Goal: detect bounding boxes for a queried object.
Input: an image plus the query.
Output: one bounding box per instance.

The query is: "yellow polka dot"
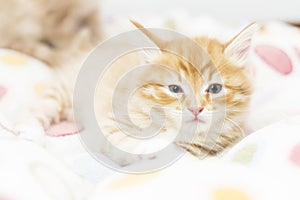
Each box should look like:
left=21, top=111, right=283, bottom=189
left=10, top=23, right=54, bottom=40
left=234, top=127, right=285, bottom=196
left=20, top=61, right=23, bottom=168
left=107, top=173, right=158, bottom=190
left=0, top=53, right=29, bottom=66
left=212, top=187, right=251, bottom=200
left=34, top=82, right=50, bottom=96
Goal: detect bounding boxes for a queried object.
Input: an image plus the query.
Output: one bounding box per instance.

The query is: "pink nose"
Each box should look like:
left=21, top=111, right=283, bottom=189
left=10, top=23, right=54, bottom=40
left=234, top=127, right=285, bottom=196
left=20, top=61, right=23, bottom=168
left=188, top=107, right=204, bottom=116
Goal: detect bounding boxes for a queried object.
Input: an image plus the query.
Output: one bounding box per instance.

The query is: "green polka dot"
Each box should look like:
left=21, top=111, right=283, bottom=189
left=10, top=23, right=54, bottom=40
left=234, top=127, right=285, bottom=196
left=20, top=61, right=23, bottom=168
left=165, top=19, right=176, bottom=30
left=232, top=144, right=258, bottom=164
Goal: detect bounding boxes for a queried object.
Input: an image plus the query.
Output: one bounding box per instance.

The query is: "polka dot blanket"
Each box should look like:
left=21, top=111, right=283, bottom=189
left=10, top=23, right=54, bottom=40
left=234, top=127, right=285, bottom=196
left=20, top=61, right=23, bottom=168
left=0, top=19, right=300, bottom=199
left=90, top=117, right=300, bottom=200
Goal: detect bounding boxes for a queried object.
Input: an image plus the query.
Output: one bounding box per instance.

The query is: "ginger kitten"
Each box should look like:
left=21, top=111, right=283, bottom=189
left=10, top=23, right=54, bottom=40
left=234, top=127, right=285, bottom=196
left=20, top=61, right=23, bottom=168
left=95, top=22, right=257, bottom=165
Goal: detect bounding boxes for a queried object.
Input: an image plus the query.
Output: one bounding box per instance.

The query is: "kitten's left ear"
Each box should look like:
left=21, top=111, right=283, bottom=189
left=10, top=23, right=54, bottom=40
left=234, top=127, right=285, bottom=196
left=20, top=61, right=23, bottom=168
left=224, top=23, right=259, bottom=66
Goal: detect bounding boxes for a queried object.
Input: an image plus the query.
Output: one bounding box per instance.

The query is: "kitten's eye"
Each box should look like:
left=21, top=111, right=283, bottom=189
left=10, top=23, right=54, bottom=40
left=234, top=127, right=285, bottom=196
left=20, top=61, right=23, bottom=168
left=206, top=83, right=222, bottom=94
left=168, top=85, right=183, bottom=93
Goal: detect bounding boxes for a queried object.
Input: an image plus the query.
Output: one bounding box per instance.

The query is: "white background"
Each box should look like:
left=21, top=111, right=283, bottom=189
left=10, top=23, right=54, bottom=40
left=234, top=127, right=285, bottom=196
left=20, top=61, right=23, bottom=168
left=102, top=0, right=300, bottom=22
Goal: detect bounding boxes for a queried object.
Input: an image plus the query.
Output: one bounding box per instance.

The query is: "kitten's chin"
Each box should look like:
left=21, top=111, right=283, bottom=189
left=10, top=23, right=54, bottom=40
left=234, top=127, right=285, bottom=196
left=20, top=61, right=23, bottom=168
left=179, top=117, right=211, bottom=133
left=186, top=118, right=205, bottom=124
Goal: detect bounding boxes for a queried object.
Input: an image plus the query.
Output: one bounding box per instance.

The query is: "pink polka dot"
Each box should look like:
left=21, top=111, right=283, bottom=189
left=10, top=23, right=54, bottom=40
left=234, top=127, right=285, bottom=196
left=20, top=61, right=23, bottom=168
left=289, top=142, right=300, bottom=167
left=255, top=45, right=293, bottom=75
left=46, top=121, right=82, bottom=137
left=0, top=86, right=7, bottom=101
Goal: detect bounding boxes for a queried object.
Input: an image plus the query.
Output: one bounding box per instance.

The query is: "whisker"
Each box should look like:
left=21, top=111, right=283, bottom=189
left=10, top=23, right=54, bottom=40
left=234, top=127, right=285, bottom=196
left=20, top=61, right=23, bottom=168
left=226, top=109, right=246, bottom=112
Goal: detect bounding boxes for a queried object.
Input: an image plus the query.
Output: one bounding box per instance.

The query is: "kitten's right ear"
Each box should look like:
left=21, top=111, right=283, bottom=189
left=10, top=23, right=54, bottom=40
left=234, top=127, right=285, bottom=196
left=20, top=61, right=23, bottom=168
left=130, top=20, right=165, bottom=62
left=130, top=20, right=166, bottom=48
left=224, top=22, right=259, bottom=66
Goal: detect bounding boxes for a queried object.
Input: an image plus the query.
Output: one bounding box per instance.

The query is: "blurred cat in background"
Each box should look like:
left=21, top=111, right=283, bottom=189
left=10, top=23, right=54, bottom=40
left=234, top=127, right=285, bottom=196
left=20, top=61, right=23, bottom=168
left=0, top=0, right=102, bottom=66
left=0, top=0, right=102, bottom=139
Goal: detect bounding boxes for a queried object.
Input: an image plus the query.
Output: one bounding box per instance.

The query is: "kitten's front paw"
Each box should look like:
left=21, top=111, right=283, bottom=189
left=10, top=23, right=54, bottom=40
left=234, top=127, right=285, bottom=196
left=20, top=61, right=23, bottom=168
left=133, top=139, right=171, bottom=161
left=101, top=136, right=173, bottom=166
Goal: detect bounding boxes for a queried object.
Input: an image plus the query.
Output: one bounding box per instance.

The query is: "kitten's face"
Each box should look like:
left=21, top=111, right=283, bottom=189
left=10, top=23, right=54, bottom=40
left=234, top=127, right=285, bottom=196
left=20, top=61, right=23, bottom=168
left=125, top=22, right=257, bottom=155
left=131, top=45, right=249, bottom=133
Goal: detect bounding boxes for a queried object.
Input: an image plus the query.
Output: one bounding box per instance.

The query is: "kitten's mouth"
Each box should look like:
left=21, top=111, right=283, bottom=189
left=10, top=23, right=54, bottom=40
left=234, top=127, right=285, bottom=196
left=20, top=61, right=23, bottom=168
left=187, top=118, right=205, bottom=123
